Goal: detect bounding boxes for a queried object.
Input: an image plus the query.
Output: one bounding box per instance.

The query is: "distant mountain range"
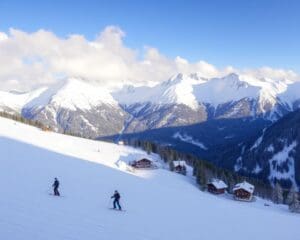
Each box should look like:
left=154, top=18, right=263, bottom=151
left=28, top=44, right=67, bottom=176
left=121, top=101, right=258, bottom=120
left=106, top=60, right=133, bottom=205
left=1, top=72, right=300, bottom=136
left=1, top=72, right=300, bottom=188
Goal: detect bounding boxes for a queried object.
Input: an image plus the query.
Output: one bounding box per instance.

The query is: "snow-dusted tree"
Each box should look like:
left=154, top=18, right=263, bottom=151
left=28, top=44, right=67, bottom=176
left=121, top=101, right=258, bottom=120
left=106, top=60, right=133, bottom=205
left=286, top=187, right=297, bottom=205
left=196, top=161, right=207, bottom=190
left=289, top=191, right=300, bottom=213
left=169, top=161, right=175, bottom=171
left=272, top=182, right=283, bottom=204
left=226, top=174, right=235, bottom=194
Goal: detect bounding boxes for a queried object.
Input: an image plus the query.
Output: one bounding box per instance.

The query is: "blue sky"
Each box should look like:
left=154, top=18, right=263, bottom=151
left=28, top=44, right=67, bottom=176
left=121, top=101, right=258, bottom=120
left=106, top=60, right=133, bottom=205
left=0, top=0, right=299, bottom=72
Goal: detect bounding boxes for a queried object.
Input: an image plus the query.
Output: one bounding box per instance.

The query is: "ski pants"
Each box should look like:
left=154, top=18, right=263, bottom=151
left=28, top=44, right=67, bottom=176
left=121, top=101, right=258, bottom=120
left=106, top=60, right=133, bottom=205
left=113, top=199, right=121, bottom=210
left=54, top=187, right=60, bottom=196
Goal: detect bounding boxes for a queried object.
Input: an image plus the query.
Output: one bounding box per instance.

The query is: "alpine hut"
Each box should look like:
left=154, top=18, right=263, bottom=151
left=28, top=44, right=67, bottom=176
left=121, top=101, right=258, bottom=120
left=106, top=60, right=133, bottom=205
left=130, top=158, right=156, bottom=169
left=207, top=179, right=228, bottom=194
left=172, top=160, right=187, bottom=175
left=233, top=181, right=255, bottom=201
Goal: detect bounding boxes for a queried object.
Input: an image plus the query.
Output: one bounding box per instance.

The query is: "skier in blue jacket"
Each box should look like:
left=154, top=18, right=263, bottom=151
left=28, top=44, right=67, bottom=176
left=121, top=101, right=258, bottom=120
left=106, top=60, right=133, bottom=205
left=111, top=190, right=121, bottom=210
left=52, top=178, right=60, bottom=196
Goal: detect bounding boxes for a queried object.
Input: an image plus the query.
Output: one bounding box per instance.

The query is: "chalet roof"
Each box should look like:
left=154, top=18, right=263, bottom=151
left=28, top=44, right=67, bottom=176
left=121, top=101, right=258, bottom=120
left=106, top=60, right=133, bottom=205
left=208, top=179, right=228, bottom=189
left=173, top=160, right=187, bottom=167
left=136, top=157, right=152, bottom=162
left=233, top=181, right=254, bottom=194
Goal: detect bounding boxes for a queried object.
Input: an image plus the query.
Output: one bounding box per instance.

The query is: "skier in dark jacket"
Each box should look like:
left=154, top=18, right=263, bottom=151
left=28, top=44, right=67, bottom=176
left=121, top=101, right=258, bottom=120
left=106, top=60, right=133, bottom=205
left=111, top=190, right=121, bottom=210
left=52, top=178, right=60, bottom=196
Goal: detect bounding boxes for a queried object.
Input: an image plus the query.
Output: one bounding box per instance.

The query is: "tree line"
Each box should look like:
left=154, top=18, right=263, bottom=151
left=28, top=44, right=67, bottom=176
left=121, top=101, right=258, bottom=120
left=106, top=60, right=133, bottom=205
left=0, top=111, right=52, bottom=131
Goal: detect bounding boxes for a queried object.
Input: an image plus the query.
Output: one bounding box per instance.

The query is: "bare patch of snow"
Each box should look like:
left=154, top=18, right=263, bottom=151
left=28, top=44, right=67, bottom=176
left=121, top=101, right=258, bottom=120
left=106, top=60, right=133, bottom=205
left=252, top=164, right=262, bottom=174
left=234, top=156, right=243, bottom=171
left=224, top=135, right=235, bottom=139
left=173, top=132, right=208, bottom=150
left=266, top=144, right=274, bottom=152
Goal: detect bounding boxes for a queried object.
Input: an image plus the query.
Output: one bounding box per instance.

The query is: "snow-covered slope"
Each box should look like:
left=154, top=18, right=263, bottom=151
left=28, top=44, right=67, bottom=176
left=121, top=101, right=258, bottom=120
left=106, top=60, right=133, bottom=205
left=25, top=78, right=118, bottom=111
left=193, top=73, right=261, bottom=106
left=279, top=81, right=300, bottom=109
left=0, top=117, right=299, bottom=240
left=0, top=88, right=46, bottom=113
left=113, top=73, right=206, bottom=110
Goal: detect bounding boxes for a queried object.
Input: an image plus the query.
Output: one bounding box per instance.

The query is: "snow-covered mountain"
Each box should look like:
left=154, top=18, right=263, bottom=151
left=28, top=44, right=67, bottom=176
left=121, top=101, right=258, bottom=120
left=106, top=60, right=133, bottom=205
left=218, top=109, right=300, bottom=189
left=20, top=78, right=129, bottom=138
left=0, top=116, right=299, bottom=240
left=0, top=88, right=46, bottom=113
left=0, top=72, right=299, bottom=154
left=109, top=73, right=298, bottom=138
left=113, top=72, right=292, bottom=119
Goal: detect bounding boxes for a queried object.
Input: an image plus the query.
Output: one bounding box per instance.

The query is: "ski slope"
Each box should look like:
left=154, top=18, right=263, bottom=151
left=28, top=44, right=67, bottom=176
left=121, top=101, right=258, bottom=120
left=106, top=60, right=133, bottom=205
left=0, top=117, right=299, bottom=240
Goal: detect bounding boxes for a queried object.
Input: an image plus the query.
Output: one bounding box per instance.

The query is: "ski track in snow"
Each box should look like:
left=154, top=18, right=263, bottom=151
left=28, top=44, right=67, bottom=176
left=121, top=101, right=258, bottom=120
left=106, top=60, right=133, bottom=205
left=0, top=117, right=299, bottom=240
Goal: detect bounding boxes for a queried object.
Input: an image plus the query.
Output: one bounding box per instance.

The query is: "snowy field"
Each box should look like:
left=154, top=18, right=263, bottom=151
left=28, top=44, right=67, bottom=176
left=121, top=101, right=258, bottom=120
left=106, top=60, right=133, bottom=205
left=0, top=117, right=299, bottom=240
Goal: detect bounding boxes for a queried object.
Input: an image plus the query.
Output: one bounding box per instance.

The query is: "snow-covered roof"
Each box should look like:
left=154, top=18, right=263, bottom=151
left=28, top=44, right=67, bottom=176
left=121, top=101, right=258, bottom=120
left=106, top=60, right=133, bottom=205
left=137, top=156, right=154, bottom=161
left=233, top=181, right=255, bottom=194
left=173, top=160, right=187, bottom=167
left=208, top=179, right=228, bottom=189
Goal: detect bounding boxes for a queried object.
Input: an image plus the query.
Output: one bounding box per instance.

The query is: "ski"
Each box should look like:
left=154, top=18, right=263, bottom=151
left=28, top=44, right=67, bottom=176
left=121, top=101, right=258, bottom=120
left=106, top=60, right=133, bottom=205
left=108, top=208, right=126, bottom=212
left=48, top=193, right=65, bottom=197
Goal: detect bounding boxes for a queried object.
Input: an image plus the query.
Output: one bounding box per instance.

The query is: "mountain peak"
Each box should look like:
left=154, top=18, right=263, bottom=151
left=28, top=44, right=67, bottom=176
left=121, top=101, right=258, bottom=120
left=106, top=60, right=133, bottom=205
left=25, top=77, right=117, bottom=111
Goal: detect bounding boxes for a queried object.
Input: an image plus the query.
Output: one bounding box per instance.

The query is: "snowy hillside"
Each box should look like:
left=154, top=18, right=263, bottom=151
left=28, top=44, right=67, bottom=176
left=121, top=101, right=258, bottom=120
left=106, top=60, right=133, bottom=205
left=0, top=88, right=46, bottom=113
left=0, top=117, right=299, bottom=240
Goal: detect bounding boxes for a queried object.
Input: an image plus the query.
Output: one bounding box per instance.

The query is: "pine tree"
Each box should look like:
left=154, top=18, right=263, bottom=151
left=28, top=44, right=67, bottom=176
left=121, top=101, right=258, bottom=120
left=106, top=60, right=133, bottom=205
left=169, top=161, right=175, bottom=171
left=272, top=182, right=284, bottom=204
left=226, top=173, right=235, bottom=194
left=286, top=187, right=297, bottom=205
left=196, top=162, right=207, bottom=190
left=289, top=191, right=300, bottom=213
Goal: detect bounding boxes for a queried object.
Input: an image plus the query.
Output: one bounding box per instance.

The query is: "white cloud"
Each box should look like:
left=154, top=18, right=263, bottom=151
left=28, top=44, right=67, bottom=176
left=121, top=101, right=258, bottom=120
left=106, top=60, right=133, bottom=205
left=242, top=67, right=298, bottom=82
left=0, top=26, right=298, bottom=91
left=0, top=32, right=8, bottom=41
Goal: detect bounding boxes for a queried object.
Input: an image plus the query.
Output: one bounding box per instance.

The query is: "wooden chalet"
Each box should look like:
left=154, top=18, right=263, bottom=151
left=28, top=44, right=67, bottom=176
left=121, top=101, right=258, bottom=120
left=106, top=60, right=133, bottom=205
left=130, top=158, right=155, bottom=169
left=207, top=179, right=228, bottom=194
left=173, top=160, right=187, bottom=175
left=41, top=125, right=52, bottom=132
left=233, top=181, right=255, bottom=201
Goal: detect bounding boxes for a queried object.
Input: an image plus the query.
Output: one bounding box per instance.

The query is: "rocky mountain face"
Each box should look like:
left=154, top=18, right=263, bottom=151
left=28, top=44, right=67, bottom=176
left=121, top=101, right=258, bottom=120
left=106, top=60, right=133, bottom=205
left=218, top=110, right=300, bottom=189
left=19, top=78, right=129, bottom=138
left=110, top=73, right=294, bottom=136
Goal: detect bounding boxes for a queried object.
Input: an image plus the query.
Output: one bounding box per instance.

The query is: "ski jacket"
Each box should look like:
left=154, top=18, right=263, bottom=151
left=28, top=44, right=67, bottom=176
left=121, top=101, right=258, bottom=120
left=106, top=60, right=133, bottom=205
left=53, top=180, right=59, bottom=188
left=112, top=192, right=120, bottom=200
